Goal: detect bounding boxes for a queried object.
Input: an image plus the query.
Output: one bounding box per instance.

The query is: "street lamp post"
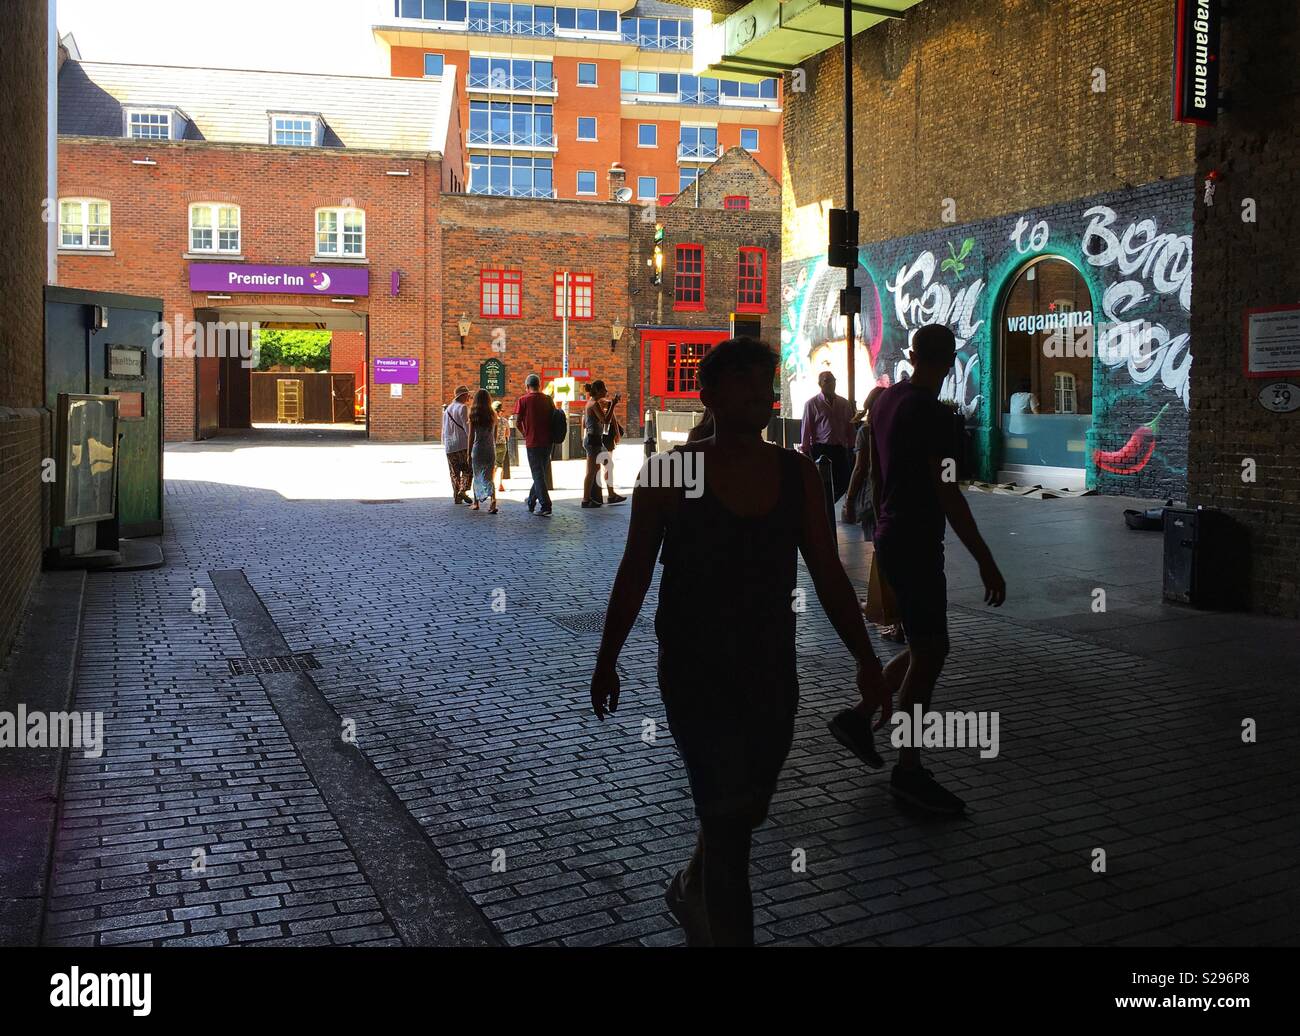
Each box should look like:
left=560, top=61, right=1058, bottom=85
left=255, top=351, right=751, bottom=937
left=843, top=1, right=857, bottom=415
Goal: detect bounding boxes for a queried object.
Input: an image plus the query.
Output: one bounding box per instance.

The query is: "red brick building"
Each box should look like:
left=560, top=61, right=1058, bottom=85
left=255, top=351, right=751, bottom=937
left=56, top=59, right=462, bottom=443
left=629, top=146, right=782, bottom=428
left=57, top=58, right=778, bottom=445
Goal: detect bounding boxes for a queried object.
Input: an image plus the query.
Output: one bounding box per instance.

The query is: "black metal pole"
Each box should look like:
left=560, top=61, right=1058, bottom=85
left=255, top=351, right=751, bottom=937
left=843, top=2, right=856, bottom=415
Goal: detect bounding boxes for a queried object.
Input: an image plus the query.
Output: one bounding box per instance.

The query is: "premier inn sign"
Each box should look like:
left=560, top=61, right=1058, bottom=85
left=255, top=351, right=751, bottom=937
left=1172, top=0, right=1220, bottom=126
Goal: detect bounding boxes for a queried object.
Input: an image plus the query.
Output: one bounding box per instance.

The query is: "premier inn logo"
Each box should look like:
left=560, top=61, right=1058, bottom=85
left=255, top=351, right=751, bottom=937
left=1006, top=310, right=1093, bottom=333
left=50, top=968, right=151, bottom=1016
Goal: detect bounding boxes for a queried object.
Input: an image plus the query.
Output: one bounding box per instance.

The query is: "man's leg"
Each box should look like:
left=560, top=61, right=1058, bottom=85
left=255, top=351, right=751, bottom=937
left=893, top=635, right=948, bottom=771
left=698, top=816, right=754, bottom=947
left=526, top=448, right=543, bottom=509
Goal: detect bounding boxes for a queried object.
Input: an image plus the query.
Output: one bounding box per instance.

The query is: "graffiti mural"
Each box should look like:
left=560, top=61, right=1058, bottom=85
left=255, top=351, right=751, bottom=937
left=781, top=178, right=1194, bottom=497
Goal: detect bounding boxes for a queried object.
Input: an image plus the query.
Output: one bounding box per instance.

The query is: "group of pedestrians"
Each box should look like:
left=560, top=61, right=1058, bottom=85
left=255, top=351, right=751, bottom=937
left=589, top=326, right=1007, bottom=947
left=446, top=374, right=627, bottom=516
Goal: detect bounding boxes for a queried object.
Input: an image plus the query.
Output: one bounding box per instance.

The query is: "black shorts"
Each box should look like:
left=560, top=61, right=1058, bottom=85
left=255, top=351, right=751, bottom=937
left=583, top=435, right=604, bottom=459
left=874, top=536, right=948, bottom=643
left=657, top=648, right=796, bottom=827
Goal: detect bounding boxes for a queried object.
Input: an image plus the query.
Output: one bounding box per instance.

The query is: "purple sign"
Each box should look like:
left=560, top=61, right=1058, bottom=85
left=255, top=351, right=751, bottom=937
left=189, top=263, right=370, bottom=297
left=374, top=358, right=419, bottom=385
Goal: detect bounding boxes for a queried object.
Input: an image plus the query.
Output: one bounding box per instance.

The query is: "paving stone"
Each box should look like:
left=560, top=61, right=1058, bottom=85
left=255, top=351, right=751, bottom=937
left=35, top=436, right=1300, bottom=947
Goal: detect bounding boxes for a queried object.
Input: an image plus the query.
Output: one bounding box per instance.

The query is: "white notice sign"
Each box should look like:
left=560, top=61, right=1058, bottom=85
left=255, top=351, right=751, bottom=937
left=1245, top=305, right=1300, bottom=377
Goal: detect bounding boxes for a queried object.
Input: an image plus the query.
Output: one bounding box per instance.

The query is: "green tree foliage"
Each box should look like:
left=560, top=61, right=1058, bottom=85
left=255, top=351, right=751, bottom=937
left=255, top=329, right=331, bottom=371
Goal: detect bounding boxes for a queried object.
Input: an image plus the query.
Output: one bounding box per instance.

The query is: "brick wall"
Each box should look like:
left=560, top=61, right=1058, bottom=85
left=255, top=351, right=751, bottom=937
left=1186, top=3, right=1300, bottom=616
left=0, top=0, right=51, bottom=661
left=438, top=193, right=634, bottom=431
left=56, top=137, right=441, bottom=442
left=330, top=330, right=366, bottom=420
left=784, top=0, right=1196, bottom=258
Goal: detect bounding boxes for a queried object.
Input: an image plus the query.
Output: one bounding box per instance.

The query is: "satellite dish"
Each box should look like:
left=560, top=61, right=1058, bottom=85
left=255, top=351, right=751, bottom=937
left=615, top=186, right=633, bottom=203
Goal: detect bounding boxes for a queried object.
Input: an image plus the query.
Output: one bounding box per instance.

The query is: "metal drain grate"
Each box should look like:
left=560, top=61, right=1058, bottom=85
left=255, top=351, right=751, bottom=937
left=228, top=652, right=322, bottom=676
left=546, top=611, right=653, bottom=635
left=357, top=499, right=404, bottom=505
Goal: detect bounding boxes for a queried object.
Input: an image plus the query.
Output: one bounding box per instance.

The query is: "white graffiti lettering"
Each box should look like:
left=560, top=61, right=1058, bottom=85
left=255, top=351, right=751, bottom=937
left=1082, top=205, right=1193, bottom=311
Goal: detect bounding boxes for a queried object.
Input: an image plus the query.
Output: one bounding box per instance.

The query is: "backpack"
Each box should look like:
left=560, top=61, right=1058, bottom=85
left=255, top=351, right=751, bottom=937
left=550, top=405, right=568, bottom=446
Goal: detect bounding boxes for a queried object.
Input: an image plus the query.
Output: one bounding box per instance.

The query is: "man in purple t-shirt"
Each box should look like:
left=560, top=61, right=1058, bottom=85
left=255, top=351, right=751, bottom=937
left=828, top=324, right=1005, bottom=815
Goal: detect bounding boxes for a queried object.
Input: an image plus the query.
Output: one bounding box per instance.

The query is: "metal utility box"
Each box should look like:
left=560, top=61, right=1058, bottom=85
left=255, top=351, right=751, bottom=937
left=654, top=410, right=703, bottom=453
left=1163, top=506, right=1248, bottom=610
left=45, top=287, right=164, bottom=541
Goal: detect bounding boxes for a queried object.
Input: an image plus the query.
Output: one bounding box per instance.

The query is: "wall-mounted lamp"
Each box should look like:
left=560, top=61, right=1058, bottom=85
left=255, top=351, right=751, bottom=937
left=651, top=244, right=663, bottom=286
left=131, top=158, right=157, bottom=166
left=610, top=318, right=624, bottom=354
left=457, top=314, right=472, bottom=347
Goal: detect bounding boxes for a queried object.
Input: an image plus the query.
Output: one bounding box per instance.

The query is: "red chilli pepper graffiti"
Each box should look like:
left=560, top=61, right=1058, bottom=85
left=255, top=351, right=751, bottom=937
left=1093, top=403, right=1170, bottom=475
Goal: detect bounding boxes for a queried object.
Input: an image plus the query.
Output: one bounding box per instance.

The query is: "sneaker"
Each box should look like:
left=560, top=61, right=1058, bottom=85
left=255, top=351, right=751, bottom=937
left=606, top=492, right=627, bottom=504
left=539, top=508, right=552, bottom=517
left=664, top=870, right=711, bottom=947
left=581, top=500, right=602, bottom=508
left=889, top=765, right=966, bottom=815
left=828, top=708, right=884, bottom=769
left=527, top=500, right=535, bottom=514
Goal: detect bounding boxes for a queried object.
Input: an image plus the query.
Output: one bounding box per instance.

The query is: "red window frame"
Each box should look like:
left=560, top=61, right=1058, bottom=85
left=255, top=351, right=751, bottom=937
left=480, top=269, right=522, bottom=319
left=737, top=246, right=767, bottom=313
left=673, top=243, right=705, bottom=312
left=646, top=330, right=730, bottom=400
left=723, top=195, right=750, bottom=210
left=553, top=272, right=594, bottom=321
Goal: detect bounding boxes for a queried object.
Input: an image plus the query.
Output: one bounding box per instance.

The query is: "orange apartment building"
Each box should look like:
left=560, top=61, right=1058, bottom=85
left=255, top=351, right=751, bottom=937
left=374, top=0, right=782, bottom=201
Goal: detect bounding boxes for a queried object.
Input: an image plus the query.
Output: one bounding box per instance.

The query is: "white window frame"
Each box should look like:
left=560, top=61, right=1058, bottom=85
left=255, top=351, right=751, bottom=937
left=576, top=61, right=598, bottom=87
left=189, top=203, right=242, bottom=254
left=315, top=207, right=366, bottom=258
left=271, top=114, right=320, bottom=147
left=636, top=176, right=657, bottom=201
left=576, top=116, right=597, bottom=141
left=637, top=123, right=657, bottom=148
left=125, top=108, right=172, bottom=140
left=59, top=198, right=111, bottom=250
left=1053, top=372, right=1078, bottom=414
left=739, top=127, right=759, bottom=152
left=576, top=170, right=597, bottom=196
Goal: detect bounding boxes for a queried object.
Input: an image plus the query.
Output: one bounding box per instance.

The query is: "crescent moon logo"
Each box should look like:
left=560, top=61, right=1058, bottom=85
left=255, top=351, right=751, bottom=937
left=311, top=271, right=332, bottom=292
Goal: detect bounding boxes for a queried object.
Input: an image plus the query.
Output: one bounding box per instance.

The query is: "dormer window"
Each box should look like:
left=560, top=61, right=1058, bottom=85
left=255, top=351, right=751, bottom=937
left=126, top=108, right=174, bottom=140
left=271, top=114, right=321, bottom=147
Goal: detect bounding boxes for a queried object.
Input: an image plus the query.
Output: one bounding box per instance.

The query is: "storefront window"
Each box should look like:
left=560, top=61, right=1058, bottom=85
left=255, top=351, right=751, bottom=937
left=999, top=257, right=1093, bottom=470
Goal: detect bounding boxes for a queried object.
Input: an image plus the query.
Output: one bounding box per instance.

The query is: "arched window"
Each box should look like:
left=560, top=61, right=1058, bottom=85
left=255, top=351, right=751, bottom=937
left=315, top=207, right=365, bottom=257
left=189, top=203, right=241, bottom=254
left=59, top=198, right=111, bottom=250
left=999, top=256, right=1093, bottom=472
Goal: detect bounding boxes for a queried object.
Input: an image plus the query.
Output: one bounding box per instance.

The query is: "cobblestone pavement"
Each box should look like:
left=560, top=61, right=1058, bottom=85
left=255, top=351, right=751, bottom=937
left=42, top=429, right=1300, bottom=946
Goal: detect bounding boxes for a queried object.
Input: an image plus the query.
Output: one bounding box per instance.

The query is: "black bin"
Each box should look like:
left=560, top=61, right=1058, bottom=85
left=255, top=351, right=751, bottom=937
left=1163, top=506, right=1247, bottom=610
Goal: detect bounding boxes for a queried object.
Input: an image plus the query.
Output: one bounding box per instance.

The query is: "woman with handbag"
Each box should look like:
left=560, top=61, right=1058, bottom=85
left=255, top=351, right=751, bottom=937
left=581, top=382, right=611, bottom=508
left=841, top=387, right=904, bottom=642
left=599, top=388, right=626, bottom=504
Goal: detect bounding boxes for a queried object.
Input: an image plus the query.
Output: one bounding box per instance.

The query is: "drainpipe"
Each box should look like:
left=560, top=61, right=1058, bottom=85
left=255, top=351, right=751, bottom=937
left=843, top=2, right=856, bottom=414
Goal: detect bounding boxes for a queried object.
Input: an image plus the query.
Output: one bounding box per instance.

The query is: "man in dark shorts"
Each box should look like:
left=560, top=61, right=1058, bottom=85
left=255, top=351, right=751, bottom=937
left=828, top=323, right=1005, bottom=815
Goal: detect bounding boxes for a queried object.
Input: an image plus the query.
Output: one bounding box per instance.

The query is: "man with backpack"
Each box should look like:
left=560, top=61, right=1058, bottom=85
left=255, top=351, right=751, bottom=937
left=513, top=373, right=561, bottom=516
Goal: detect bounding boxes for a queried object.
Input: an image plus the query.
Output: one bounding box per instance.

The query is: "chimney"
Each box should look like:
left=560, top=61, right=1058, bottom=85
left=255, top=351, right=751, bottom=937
left=608, top=161, right=627, bottom=202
